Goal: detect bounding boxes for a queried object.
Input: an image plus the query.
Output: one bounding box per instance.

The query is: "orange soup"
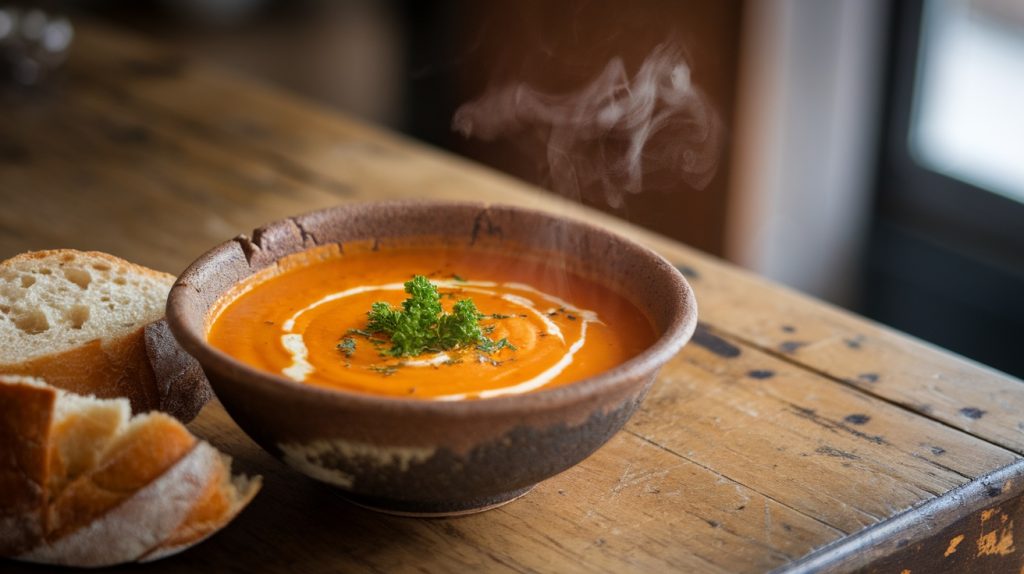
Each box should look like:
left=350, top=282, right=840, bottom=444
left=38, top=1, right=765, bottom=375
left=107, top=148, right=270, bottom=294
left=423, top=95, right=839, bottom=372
left=207, top=243, right=656, bottom=400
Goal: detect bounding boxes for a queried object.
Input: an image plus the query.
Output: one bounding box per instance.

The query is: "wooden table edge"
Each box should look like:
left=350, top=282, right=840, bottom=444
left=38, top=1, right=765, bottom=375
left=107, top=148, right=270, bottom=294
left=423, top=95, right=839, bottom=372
left=777, top=457, right=1024, bottom=573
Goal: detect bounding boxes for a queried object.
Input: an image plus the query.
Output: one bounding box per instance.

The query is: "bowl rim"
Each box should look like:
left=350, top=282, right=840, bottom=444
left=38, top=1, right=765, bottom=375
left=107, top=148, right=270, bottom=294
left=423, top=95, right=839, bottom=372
left=166, top=200, right=698, bottom=416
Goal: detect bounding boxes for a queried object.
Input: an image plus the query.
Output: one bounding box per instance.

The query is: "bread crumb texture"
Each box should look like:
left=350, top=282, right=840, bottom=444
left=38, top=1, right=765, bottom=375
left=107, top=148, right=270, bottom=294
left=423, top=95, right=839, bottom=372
left=0, top=251, right=173, bottom=364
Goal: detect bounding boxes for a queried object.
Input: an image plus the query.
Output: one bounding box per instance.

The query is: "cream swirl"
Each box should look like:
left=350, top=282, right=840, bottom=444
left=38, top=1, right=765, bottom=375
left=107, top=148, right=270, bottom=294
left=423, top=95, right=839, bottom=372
left=280, top=279, right=601, bottom=400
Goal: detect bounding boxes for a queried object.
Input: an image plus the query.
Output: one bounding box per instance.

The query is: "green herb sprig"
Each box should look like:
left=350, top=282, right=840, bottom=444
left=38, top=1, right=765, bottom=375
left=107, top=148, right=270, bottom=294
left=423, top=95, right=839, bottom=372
left=361, top=275, right=512, bottom=358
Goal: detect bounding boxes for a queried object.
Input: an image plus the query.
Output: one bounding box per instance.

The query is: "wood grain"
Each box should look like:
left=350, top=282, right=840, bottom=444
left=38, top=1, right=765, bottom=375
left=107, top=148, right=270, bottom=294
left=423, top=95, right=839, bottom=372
left=2, top=19, right=1024, bottom=573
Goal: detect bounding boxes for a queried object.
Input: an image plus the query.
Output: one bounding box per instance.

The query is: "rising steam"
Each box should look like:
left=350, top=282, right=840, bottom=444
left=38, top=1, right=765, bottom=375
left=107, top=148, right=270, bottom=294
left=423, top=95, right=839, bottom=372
left=452, top=42, right=723, bottom=208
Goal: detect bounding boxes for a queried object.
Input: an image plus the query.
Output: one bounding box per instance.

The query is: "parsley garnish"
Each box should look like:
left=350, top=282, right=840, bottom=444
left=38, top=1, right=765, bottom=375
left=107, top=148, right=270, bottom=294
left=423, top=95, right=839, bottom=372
left=477, top=337, right=517, bottom=354
left=337, top=337, right=357, bottom=358
left=362, top=275, right=513, bottom=358
left=336, top=337, right=358, bottom=367
left=369, top=364, right=399, bottom=377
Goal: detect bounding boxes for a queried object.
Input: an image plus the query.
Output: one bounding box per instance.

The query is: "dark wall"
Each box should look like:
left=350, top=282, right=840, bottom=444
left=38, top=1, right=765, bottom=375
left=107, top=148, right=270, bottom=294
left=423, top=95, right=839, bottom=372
left=865, top=0, right=1024, bottom=377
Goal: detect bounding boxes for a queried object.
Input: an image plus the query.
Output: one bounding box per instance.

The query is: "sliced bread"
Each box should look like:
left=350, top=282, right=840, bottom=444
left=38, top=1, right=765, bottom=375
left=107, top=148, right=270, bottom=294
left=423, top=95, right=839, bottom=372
left=0, top=375, right=260, bottom=566
left=0, top=250, right=211, bottom=421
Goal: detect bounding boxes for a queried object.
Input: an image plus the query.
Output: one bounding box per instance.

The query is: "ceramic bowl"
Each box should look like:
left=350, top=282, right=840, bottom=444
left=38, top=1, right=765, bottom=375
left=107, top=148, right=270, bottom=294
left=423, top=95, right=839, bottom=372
left=166, top=201, right=697, bottom=515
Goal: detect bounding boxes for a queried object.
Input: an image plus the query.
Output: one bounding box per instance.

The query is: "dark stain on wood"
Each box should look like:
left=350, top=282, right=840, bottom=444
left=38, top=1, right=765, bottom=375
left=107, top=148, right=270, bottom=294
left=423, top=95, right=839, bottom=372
left=691, top=325, right=741, bottom=358
left=674, top=264, right=699, bottom=280
left=747, top=369, right=775, bottom=380
left=960, top=407, right=986, bottom=420
left=816, top=446, right=860, bottom=460
left=844, top=414, right=871, bottom=426
left=779, top=341, right=806, bottom=354
left=844, top=336, right=865, bottom=350
left=857, top=373, right=880, bottom=383
left=781, top=325, right=796, bottom=333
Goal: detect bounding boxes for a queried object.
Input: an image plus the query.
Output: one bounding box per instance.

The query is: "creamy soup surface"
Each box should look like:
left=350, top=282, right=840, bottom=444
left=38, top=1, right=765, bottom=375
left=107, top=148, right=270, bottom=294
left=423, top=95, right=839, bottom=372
left=207, top=244, right=656, bottom=400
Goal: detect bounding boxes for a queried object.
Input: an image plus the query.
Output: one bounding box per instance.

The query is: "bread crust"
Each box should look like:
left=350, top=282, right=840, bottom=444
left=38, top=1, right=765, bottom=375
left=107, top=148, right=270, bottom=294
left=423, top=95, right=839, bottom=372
left=144, top=319, right=214, bottom=422
left=0, top=250, right=212, bottom=422
left=0, top=378, right=56, bottom=555
left=20, top=442, right=219, bottom=568
left=0, top=250, right=174, bottom=286
left=140, top=456, right=261, bottom=562
left=0, top=378, right=260, bottom=566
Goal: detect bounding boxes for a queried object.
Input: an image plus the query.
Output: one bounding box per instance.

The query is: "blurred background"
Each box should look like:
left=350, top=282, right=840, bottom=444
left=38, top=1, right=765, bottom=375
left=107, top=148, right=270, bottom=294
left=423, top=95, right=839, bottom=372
left=4, top=0, right=1023, bottom=377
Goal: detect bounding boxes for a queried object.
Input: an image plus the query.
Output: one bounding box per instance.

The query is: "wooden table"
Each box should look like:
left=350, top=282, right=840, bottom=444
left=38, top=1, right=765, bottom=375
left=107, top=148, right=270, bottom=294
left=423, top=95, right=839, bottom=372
left=4, top=20, right=1024, bottom=574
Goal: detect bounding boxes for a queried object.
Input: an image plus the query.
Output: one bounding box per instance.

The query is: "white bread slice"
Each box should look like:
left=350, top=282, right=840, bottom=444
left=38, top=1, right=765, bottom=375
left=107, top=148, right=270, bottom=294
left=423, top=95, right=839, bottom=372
left=48, top=389, right=131, bottom=497
left=0, top=250, right=211, bottom=421
left=0, top=376, right=261, bottom=567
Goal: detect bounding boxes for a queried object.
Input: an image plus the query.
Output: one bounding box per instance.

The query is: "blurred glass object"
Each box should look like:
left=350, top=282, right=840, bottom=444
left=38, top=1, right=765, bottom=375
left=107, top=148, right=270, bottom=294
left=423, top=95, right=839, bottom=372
left=0, top=6, right=73, bottom=86
left=910, top=0, right=1024, bottom=203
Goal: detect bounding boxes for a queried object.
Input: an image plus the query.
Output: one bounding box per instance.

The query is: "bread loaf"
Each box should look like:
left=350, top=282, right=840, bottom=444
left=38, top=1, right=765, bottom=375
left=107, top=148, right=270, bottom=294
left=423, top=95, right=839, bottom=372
left=0, top=376, right=260, bottom=566
left=0, top=250, right=211, bottom=421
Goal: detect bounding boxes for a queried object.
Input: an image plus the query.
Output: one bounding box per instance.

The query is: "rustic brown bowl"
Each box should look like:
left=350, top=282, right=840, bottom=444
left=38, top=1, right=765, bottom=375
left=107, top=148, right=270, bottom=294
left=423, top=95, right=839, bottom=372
left=166, top=201, right=697, bottom=516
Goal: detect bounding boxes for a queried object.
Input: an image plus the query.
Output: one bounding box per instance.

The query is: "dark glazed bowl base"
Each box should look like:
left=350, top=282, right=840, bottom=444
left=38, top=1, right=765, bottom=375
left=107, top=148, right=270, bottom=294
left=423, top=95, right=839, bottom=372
left=343, top=485, right=536, bottom=517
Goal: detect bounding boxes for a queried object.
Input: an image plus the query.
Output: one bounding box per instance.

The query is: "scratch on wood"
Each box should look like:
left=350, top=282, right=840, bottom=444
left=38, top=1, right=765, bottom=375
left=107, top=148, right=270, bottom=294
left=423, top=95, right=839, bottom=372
left=612, top=462, right=634, bottom=496
left=787, top=404, right=888, bottom=446
left=815, top=446, right=860, bottom=460
left=909, top=452, right=973, bottom=481
left=624, top=430, right=847, bottom=534
left=611, top=463, right=672, bottom=496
